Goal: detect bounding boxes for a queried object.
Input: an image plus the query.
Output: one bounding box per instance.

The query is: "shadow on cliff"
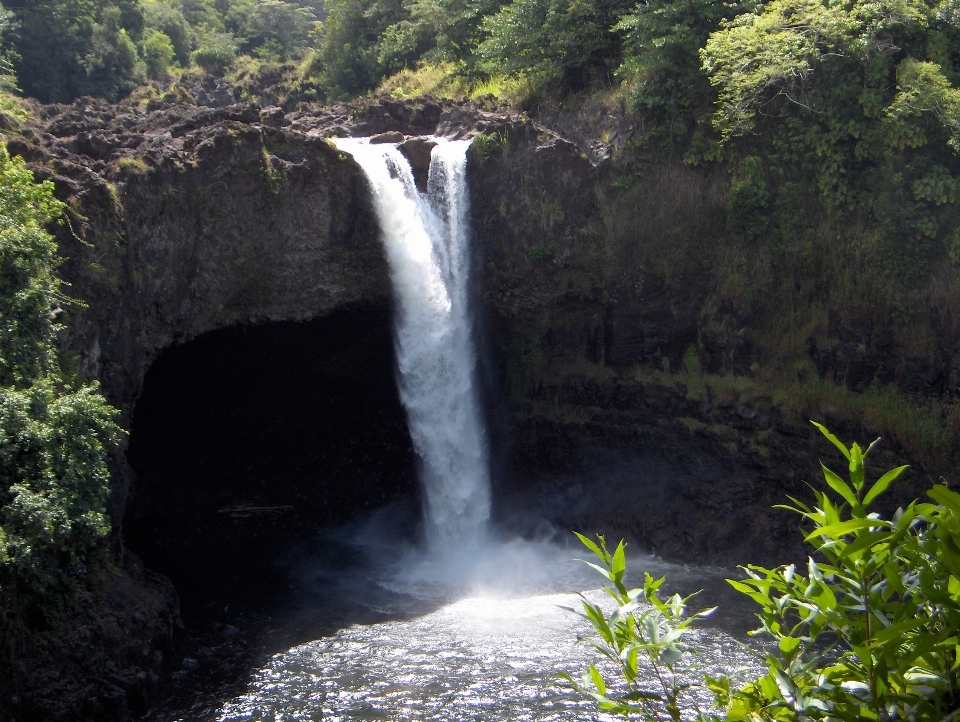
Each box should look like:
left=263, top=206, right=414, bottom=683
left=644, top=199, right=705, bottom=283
left=123, top=304, right=457, bottom=718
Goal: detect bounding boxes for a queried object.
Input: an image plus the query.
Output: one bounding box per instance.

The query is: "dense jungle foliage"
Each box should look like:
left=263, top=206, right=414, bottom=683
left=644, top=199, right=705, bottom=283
left=0, top=144, right=122, bottom=632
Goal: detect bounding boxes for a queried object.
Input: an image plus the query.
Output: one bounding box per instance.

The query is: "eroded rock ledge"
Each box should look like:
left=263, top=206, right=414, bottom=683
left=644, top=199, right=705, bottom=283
left=3, top=95, right=554, bottom=423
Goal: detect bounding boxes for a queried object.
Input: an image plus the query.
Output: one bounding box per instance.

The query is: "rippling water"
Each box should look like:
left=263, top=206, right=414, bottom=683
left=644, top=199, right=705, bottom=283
left=209, top=534, right=766, bottom=722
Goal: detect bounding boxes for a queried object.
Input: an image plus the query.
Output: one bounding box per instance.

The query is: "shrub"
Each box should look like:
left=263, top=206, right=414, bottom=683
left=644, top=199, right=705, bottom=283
left=709, top=424, right=960, bottom=720
left=193, top=32, right=238, bottom=75
left=471, top=131, right=506, bottom=161
left=142, top=28, right=176, bottom=79
left=560, top=534, right=716, bottom=720
left=0, top=144, right=123, bottom=624
left=567, top=422, right=960, bottom=720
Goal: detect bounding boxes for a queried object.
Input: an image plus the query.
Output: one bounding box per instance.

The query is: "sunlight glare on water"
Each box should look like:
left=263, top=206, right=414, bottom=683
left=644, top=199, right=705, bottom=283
left=216, top=541, right=765, bottom=722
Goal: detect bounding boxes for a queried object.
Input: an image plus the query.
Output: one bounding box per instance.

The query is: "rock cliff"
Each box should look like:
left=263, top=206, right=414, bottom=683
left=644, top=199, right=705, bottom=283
left=0, top=93, right=952, bottom=719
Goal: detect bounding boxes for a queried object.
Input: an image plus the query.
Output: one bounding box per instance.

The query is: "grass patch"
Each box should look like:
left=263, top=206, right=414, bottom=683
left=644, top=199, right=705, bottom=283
left=630, top=347, right=957, bottom=470
left=375, top=62, right=536, bottom=105
left=117, top=157, right=148, bottom=175
left=376, top=62, right=469, bottom=100
left=774, top=369, right=960, bottom=467
left=0, top=89, right=27, bottom=123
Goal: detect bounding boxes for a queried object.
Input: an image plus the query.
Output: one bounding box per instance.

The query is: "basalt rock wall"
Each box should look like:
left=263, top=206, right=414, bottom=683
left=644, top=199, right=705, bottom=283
left=6, top=93, right=952, bottom=565
left=465, top=127, right=944, bottom=567
left=6, top=93, right=947, bottom=566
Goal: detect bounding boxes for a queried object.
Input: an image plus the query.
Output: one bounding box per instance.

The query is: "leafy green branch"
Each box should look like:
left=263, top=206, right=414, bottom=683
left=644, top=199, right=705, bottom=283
left=560, top=533, right=716, bottom=721
left=566, top=422, right=960, bottom=721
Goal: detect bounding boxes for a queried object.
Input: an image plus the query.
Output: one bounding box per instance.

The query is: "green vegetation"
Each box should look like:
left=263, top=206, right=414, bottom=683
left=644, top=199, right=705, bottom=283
left=635, top=348, right=959, bottom=468
left=471, top=131, right=507, bottom=160
left=568, top=423, right=960, bottom=720
left=560, top=534, right=717, bottom=719
left=0, top=145, right=123, bottom=629
left=0, top=0, right=323, bottom=103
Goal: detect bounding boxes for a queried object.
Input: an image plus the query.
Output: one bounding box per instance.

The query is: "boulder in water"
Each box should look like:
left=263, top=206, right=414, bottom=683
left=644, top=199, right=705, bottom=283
left=399, top=137, right=437, bottom=192
left=370, top=131, right=404, bottom=144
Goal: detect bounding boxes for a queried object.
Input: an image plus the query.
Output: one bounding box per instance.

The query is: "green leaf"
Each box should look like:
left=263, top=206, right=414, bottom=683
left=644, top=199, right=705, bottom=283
left=574, top=532, right=605, bottom=562
left=869, top=618, right=926, bottom=647
left=806, top=518, right=887, bottom=541
left=863, top=465, right=908, bottom=506
left=811, top=421, right=851, bottom=460
left=611, top=540, right=626, bottom=579
left=928, top=485, right=960, bottom=517
left=659, top=645, right=682, bottom=666
left=821, top=463, right=858, bottom=507
left=849, top=443, right=865, bottom=491
left=728, top=579, right=776, bottom=609
left=779, top=636, right=801, bottom=659
left=579, top=560, right=615, bottom=581
left=588, top=665, right=606, bottom=696
left=837, top=530, right=894, bottom=560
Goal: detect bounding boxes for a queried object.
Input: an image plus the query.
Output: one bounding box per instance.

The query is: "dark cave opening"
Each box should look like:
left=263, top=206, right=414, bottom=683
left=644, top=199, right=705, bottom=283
left=124, top=304, right=419, bottom=627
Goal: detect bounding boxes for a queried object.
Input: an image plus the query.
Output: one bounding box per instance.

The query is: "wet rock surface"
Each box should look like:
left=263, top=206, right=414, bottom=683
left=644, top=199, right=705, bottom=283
left=493, top=376, right=926, bottom=567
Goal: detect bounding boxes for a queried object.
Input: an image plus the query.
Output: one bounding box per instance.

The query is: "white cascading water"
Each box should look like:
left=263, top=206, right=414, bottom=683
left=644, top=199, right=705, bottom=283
left=334, top=137, right=490, bottom=553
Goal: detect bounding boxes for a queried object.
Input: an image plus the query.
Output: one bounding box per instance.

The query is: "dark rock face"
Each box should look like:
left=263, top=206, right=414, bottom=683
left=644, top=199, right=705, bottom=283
left=398, top=137, right=437, bottom=192
left=10, top=93, right=932, bottom=569
left=6, top=558, right=180, bottom=722
left=464, top=124, right=935, bottom=568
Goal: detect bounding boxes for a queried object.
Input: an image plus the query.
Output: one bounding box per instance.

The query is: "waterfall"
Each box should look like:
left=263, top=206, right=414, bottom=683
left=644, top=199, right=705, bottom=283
left=334, top=138, right=490, bottom=553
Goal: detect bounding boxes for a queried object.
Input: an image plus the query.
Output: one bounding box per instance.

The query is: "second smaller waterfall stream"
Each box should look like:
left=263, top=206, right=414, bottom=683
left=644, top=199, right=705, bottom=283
left=334, top=138, right=490, bottom=553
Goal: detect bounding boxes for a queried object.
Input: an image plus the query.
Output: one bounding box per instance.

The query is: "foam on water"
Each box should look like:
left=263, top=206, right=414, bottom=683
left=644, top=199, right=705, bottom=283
left=214, top=529, right=765, bottom=722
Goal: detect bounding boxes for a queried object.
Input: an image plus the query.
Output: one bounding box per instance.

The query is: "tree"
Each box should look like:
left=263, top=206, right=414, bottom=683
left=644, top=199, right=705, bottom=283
left=142, top=27, right=177, bottom=78
left=143, top=0, right=195, bottom=66
left=192, top=30, right=238, bottom=74
left=698, top=0, right=960, bottom=280
left=228, top=0, right=318, bottom=61
left=378, top=0, right=506, bottom=73
left=477, top=0, right=635, bottom=95
left=318, top=0, right=408, bottom=98
left=0, top=144, right=123, bottom=617
left=3, top=0, right=145, bottom=102
left=613, top=0, right=756, bottom=150
left=82, top=5, right=145, bottom=99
